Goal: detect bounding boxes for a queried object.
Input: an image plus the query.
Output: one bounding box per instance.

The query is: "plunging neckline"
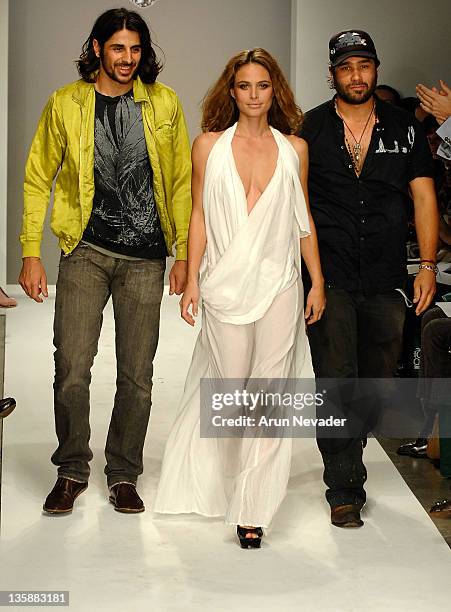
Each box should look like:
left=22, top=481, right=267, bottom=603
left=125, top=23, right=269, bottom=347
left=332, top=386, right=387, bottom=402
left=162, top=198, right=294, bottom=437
left=230, top=124, right=281, bottom=216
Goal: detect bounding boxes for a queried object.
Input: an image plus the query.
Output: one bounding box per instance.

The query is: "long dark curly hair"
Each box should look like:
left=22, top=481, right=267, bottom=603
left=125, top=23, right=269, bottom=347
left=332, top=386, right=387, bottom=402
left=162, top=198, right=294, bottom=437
left=202, top=48, right=303, bottom=134
left=76, top=8, right=162, bottom=83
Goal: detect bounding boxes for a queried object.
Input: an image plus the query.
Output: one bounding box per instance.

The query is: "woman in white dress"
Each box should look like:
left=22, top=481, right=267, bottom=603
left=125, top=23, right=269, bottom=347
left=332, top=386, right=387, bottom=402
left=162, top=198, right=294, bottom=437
left=154, top=48, right=325, bottom=548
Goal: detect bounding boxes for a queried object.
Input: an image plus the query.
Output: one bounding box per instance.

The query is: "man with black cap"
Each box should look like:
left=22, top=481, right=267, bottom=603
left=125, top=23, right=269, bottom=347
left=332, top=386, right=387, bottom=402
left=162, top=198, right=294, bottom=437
left=300, top=30, right=439, bottom=528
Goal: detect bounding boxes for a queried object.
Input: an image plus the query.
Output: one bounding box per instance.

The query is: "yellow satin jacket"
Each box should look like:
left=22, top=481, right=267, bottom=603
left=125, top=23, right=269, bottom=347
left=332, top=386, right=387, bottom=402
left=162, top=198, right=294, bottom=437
left=20, top=77, right=192, bottom=259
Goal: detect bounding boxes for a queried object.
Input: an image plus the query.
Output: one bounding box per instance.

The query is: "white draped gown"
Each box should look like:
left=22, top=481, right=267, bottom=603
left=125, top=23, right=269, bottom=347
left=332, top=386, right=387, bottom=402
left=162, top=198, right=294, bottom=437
left=153, top=123, right=314, bottom=528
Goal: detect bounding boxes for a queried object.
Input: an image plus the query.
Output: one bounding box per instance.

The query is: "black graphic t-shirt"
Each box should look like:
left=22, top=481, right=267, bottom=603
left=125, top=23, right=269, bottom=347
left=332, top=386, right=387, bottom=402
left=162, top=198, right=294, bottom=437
left=83, top=90, right=166, bottom=259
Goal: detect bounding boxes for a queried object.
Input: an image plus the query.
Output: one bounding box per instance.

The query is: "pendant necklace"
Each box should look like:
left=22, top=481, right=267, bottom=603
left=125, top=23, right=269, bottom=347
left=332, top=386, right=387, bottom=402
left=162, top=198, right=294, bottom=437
left=336, top=100, right=375, bottom=174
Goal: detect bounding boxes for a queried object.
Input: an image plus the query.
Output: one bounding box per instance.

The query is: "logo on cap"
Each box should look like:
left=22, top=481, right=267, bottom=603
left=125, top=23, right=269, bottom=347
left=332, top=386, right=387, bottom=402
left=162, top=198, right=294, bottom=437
left=335, top=32, right=367, bottom=51
left=329, top=29, right=379, bottom=66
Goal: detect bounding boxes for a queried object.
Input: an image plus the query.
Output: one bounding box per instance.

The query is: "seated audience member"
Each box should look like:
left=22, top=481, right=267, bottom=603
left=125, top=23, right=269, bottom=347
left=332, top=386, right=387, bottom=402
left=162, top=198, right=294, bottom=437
left=398, top=108, right=449, bottom=456
left=417, top=79, right=451, bottom=162
left=421, top=115, right=451, bottom=262
left=396, top=298, right=437, bottom=457
left=375, top=84, right=401, bottom=106
left=419, top=307, right=451, bottom=518
left=401, top=80, right=451, bottom=516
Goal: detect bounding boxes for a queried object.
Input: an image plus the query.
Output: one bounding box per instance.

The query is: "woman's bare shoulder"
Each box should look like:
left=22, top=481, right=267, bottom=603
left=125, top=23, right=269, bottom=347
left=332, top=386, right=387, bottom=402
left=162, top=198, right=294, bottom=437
left=192, top=131, right=225, bottom=161
left=193, top=131, right=224, bottom=148
left=284, top=134, right=308, bottom=157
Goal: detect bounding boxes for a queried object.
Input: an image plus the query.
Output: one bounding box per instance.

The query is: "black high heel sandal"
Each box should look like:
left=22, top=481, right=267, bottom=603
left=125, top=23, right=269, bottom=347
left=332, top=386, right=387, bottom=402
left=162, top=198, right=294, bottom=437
left=237, top=525, right=263, bottom=549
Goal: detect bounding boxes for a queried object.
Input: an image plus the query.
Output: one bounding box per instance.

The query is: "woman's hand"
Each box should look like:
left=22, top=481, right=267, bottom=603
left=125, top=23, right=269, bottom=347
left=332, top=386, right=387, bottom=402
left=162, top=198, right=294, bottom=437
left=304, top=283, right=326, bottom=325
left=180, top=281, right=200, bottom=326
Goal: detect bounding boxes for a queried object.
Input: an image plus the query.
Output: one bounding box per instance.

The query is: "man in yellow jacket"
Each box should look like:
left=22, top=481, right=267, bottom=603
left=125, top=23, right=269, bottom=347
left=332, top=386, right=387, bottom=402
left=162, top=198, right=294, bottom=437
left=18, top=8, right=192, bottom=514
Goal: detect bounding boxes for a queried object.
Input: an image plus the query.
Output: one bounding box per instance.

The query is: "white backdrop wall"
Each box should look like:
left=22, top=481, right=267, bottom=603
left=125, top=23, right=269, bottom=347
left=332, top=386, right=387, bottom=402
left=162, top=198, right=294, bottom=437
left=7, top=0, right=291, bottom=284
left=292, top=0, right=451, bottom=111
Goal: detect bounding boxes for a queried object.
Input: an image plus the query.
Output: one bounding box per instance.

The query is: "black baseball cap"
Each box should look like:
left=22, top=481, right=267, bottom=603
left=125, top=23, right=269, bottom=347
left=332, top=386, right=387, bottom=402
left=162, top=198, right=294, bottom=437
left=329, top=30, right=380, bottom=67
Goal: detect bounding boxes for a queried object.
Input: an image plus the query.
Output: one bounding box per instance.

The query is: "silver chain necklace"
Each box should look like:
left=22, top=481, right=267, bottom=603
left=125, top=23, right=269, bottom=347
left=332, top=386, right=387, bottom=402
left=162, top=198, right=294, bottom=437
left=336, top=100, right=375, bottom=172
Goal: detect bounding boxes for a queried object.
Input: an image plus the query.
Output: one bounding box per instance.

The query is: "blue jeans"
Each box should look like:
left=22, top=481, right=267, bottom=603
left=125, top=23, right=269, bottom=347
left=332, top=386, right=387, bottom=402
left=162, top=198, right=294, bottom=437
left=308, top=287, right=406, bottom=508
left=51, top=244, right=165, bottom=486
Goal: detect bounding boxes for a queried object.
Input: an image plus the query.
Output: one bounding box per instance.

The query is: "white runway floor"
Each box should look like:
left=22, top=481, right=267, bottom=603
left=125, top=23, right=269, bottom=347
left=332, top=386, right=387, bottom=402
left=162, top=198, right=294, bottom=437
left=1, top=287, right=451, bottom=611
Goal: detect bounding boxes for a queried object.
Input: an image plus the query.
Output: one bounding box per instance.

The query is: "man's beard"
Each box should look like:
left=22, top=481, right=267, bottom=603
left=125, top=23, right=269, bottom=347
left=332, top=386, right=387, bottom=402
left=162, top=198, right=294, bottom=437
left=334, top=75, right=377, bottom=105
left=100, top=52, right=137, bottom=84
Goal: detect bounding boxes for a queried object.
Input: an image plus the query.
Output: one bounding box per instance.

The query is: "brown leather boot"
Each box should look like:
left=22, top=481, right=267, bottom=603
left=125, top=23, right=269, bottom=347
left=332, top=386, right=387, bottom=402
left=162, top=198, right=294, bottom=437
left=109, top=483, right=144, bottom=513
left=331, top=504, right=364, bottom=528
left=43, top=477, right=88, bottom=514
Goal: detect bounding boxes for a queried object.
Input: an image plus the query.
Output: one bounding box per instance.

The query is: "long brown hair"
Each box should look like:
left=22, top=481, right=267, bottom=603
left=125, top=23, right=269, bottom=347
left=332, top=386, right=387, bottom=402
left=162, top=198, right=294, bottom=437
left=201, top=48, right=303, bottom=134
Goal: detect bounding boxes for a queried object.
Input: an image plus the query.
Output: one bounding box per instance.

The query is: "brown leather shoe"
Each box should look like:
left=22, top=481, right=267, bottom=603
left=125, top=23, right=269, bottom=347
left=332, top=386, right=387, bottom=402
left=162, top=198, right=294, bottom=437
left=0, top=397, right=16, bottom=419
left=429, top=499, right=451, bottom=518
left=43, top=477, right=88, bottom=514
left=109, top=483, right=145, bottom=513
left=331, top=504, right=364, bottom=528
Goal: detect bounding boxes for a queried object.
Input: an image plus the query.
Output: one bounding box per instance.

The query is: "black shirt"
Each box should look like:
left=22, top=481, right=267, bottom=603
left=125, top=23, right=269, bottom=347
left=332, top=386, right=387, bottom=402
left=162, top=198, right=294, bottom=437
left=300, top=96, right=434, bottom=295
left=83, top=90, right=166, bottom=259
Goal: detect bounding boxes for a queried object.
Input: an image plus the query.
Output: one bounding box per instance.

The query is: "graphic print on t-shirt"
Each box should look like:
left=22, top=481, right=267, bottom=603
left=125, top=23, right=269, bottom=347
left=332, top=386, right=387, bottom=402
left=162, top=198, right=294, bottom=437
left=83, top=90, right=165, bottom=258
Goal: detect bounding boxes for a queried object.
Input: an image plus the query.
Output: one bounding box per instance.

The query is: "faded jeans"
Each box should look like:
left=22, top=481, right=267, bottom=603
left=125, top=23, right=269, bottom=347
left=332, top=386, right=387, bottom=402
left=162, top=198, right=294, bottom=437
left=51, top=243, right=165, bottom=487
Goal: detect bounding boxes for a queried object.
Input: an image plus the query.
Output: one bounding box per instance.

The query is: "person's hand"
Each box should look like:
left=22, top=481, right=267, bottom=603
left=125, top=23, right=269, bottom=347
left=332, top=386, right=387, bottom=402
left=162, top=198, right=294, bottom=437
left=179, top=281, right=200, bottom=326
left=18, top=257, right=48, bottom=303
left=169, top=260, right=188, bottom=295
left=304, top=283, right=326, bottom=325
left=413, top=269, right=436, bottom=315
left=416, top=80, right=451, bottom=124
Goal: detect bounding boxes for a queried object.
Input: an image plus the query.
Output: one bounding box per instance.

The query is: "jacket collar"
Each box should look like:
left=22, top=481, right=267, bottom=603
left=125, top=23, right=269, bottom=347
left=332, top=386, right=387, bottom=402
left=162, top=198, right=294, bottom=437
left=133, top=76, right=152, bottom=103
left=72, top=75, right=151, bottom=106
left=71, top=79, right=92, bottom=106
